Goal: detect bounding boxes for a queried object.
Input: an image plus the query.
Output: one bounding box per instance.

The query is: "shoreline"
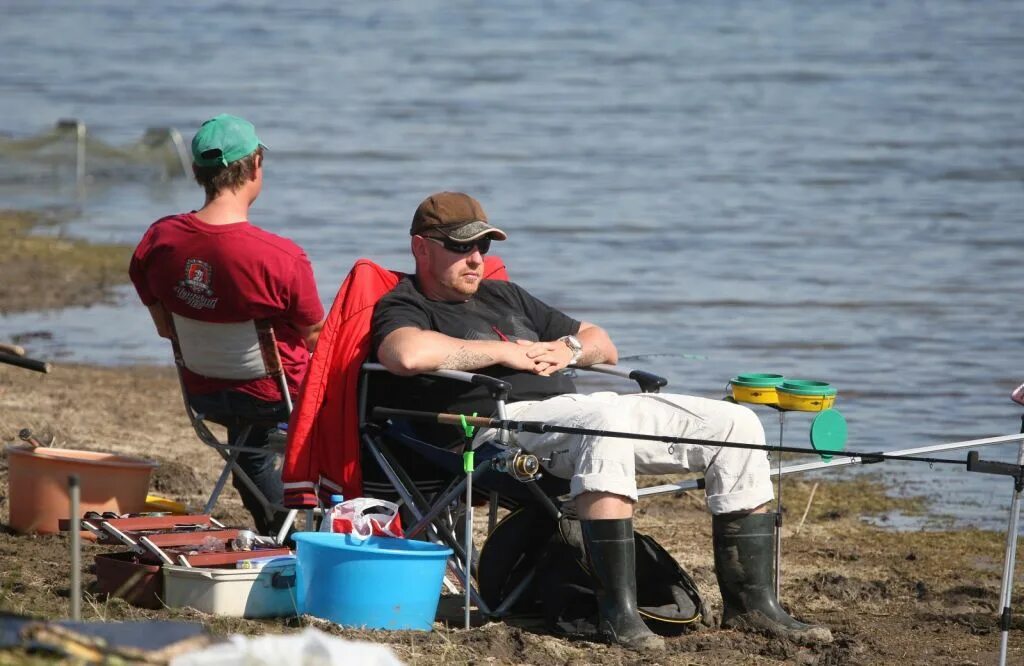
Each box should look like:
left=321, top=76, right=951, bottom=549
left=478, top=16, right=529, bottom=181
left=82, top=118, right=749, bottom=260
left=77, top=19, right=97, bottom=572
left=1, top=220, right=1022, bottom=663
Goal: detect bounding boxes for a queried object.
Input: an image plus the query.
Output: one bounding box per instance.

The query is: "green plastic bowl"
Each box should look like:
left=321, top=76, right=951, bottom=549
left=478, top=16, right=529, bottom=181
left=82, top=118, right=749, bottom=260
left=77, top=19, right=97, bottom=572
left=777, top=380, right=837, bottom=396
left=730, top=373, right=785, bottom=388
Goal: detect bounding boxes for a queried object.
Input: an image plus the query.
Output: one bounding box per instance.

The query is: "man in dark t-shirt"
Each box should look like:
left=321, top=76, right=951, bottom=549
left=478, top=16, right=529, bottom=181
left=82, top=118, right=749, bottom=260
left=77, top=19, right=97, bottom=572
left=371, top=192, right=830, bottom=651
left=370, top=276, right=578, bottom=445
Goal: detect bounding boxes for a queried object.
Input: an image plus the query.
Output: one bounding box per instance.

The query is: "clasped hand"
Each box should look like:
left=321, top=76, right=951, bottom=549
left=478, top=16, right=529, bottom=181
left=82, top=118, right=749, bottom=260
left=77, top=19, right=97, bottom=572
left=505, top=339, right=572, bottom=376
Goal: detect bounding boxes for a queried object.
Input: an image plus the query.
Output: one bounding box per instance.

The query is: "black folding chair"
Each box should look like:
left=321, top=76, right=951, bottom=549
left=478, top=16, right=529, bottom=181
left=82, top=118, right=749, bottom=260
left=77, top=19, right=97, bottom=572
left=357, top=361, right=668, bottom=627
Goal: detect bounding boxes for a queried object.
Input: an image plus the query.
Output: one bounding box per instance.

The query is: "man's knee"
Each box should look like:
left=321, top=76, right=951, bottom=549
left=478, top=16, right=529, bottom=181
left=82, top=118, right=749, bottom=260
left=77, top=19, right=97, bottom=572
left=719, top=402, right=765, bottom=443
left=570, top=403, right=632, bottom=433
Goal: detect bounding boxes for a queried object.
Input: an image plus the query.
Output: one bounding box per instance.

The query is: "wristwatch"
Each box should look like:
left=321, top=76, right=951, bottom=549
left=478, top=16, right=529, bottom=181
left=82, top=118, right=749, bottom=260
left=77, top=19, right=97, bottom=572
left=559, top=335, right=583, bottom=365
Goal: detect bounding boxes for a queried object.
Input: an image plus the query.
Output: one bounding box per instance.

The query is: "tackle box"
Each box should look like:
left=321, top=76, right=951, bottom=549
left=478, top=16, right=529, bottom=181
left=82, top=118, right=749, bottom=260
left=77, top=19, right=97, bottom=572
left=162, top=557, right=298, bottom=618
left=66, top=512, right=295, bottom=615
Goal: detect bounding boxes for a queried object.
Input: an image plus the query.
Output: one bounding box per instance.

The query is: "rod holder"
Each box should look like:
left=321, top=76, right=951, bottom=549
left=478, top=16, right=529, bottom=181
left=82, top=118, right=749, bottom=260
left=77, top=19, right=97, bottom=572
left=966, top=452, right=1024, bottom=493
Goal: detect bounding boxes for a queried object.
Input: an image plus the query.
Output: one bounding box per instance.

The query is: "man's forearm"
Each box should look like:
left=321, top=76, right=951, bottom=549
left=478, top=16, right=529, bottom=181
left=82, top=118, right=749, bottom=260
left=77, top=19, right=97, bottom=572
left=575, top=344, right=605, bottom=367
left=304, top=320, right=325, bottom=351
left=575, top=323, right=618, bottom=366
left=437, top=344, right=499, bottom=371
left=379, top=328, right=510, bottom=375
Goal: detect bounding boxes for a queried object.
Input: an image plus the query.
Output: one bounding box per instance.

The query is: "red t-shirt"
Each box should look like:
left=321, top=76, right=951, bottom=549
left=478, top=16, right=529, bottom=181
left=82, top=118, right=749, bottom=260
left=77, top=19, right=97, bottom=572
left=129, top=213, right=324, bottom=402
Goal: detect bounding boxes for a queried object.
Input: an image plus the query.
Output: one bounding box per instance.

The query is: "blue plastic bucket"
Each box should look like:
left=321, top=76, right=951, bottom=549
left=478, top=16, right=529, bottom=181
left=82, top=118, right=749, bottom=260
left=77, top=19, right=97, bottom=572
left=293, top=532, right=453, bottom=630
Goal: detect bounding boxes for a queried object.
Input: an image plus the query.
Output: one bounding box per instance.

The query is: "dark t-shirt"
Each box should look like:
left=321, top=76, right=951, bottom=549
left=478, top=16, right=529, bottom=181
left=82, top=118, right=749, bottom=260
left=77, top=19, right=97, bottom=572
left=370, top=277, right=580, bottom=441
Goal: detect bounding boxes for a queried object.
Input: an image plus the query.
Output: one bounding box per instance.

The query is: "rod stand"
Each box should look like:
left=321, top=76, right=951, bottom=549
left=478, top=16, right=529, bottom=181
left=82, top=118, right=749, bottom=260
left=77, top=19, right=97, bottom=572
left=981, top=413, right=1024, bottom=666
left=965, top=451, right=1024, bottom=493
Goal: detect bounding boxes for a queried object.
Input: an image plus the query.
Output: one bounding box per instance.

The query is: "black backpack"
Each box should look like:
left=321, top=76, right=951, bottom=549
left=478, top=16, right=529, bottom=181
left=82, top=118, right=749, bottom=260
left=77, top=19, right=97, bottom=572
left=477, top=505, right=707, bottom=637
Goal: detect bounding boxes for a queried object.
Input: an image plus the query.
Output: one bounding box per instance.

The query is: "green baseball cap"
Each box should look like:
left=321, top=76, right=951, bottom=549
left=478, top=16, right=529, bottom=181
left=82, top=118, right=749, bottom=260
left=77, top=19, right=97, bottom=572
left=191, top=114, right=266, bottom=167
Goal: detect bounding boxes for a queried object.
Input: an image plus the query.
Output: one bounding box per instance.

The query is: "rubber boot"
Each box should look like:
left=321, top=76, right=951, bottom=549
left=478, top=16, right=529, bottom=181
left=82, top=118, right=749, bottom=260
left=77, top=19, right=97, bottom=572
left=713, top=512, right=832, bottom=644
left=580, top=518, right=665, bottom=651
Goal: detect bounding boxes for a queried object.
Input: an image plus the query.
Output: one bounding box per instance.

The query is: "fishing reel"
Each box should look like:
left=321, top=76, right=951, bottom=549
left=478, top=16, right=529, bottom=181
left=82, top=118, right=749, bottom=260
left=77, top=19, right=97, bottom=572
left=492, top=448, right=541, bottom=482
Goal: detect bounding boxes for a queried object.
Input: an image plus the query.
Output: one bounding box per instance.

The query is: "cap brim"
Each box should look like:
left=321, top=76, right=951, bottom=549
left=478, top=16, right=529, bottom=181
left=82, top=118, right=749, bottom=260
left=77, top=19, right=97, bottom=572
left=438, top=220, right=508, bottom=242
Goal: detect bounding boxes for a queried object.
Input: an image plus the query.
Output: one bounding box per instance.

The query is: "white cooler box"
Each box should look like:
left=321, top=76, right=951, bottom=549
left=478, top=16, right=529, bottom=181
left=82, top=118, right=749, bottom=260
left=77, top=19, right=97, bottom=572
left=162, top=559, right=298, bottom=618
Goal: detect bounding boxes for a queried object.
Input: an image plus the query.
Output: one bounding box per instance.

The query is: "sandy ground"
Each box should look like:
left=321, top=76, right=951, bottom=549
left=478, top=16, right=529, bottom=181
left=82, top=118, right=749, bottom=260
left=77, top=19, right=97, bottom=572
left=0, top=216, right=1022, bottom=664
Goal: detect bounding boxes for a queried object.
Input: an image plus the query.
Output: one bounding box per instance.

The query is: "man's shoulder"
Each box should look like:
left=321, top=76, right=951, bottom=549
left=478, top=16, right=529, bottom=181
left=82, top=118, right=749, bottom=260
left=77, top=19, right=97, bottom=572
left=135, top=213, right=195, bottom=251
left=377, top=275, right=420, bottom=306
left=479, top=278, right=519, bottom=292
left=478, top=278, right=529, bottom=301
left=144, top=212, right=191, bottom=233
left=238, top=224, right=309, bottom=260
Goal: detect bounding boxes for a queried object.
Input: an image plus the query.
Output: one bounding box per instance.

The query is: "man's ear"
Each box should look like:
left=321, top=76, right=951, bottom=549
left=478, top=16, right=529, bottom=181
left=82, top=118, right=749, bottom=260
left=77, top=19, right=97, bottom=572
left=411, top=236, right=427, bottom=262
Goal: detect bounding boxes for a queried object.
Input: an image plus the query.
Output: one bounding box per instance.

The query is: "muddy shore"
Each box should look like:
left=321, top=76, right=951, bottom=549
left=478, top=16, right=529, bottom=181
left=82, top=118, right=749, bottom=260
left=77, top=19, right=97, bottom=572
left=0, top=212, right=1021, bottom=664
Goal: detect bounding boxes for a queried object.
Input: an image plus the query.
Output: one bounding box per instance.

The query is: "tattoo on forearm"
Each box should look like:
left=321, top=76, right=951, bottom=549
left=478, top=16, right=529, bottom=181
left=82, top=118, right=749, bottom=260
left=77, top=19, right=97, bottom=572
left=439, top=347, right=495, bottom=370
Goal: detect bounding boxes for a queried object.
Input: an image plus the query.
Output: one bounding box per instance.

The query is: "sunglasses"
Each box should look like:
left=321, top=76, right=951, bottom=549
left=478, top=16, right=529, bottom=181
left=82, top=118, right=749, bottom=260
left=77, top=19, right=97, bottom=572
left=422, top=235, right=491, bottom=255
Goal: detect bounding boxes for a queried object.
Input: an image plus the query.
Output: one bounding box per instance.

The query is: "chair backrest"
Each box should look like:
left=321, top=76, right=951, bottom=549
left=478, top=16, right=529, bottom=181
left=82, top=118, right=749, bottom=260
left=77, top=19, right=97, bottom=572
left=171, top=313, right=280, bottom=381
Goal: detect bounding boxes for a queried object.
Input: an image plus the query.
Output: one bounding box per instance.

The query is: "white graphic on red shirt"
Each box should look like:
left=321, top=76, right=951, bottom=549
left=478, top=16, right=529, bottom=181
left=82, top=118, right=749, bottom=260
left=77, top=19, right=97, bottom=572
left=174, top=259, right=219, bottom=309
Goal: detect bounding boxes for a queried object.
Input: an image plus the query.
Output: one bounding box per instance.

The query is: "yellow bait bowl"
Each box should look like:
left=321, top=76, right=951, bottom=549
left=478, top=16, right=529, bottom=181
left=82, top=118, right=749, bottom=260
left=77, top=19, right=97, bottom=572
left=729, top=374, right=784, bottom=405
left=731, top=384, right=780, bottom=405
left=776, top=380, right=837, bottom=412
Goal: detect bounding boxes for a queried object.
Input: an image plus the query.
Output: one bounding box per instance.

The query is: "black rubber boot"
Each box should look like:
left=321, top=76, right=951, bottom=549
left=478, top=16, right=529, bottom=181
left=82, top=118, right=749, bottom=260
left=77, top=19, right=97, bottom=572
left=581, top=518, right=665, bottom=651
left=713, top=512, right=832, bottom=644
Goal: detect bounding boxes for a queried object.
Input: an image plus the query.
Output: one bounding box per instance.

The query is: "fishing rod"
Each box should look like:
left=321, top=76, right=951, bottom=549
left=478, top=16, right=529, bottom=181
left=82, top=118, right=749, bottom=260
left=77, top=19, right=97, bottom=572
left=0, top=350, right=51, bottom=373
left=639, top=431, right=1024, bottom=497
left=371, top=406, right=970, bottom=467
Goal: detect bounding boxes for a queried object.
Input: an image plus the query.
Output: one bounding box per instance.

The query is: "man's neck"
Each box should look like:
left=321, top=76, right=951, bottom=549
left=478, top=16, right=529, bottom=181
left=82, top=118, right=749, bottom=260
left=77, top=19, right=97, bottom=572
left=194, top=192, right=253, bottom=226
left=413, top=273, right=473, bottom=303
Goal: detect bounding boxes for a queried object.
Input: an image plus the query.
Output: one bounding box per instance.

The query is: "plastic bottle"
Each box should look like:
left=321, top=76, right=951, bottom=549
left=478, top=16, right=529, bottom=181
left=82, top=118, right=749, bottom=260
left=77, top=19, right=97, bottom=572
left=319, top=493, right=344, bottom=532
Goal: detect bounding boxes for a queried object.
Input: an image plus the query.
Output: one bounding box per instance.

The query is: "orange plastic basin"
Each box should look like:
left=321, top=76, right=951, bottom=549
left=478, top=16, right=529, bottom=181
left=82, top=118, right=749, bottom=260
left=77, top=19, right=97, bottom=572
left=5, top=445, right=157, bottom=534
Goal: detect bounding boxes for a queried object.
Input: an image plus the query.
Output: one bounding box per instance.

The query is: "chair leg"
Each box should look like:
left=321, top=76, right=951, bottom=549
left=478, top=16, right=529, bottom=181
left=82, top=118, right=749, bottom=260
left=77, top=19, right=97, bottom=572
left=204, top=448, right=243, bottom=514
left=204, top=426, right=290, bottom=532
left=488, top=491, right=499, bottom=534
left=276, top=509, right=298, bottom=544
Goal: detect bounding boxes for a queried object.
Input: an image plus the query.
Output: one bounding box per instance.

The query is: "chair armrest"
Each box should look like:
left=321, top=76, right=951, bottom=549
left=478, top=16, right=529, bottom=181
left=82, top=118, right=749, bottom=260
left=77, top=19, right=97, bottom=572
left=362, top=363, right=512, bottom=399
left=577, top=363, right=668, bottom=393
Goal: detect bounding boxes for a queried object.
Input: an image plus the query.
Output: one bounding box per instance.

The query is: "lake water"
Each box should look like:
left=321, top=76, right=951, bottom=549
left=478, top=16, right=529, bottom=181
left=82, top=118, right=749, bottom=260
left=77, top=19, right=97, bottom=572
left=1, top=1, right=1023, bottom=530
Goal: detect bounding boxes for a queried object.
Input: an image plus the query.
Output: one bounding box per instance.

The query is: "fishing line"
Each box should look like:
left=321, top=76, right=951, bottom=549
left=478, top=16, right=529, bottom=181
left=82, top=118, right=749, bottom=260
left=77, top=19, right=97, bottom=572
left=617, top=352, right=710, bottom=362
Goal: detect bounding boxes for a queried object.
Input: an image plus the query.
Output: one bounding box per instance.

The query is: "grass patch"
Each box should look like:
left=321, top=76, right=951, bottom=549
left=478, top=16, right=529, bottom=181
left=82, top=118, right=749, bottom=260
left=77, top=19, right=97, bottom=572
left=781, top=477, right=926, bottom=522
left=0, top=209, right=131, bottom=314
left=0, top=209, right=130, bottom=277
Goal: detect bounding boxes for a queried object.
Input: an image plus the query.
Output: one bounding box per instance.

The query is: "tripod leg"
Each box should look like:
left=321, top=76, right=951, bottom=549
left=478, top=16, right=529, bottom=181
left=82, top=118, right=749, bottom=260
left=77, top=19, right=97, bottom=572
left=997, top=418, right=1024, bottom=666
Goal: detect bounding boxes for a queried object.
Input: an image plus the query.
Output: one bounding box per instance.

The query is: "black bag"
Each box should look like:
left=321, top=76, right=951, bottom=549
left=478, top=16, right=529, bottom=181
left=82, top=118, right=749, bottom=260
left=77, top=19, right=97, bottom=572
left=477, top=506, right=707, bottom=637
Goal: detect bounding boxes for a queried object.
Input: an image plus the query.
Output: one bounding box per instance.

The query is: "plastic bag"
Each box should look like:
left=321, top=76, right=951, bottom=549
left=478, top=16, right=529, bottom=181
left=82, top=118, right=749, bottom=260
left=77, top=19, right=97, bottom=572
left=326, top=498, right=404, bottom=540
left=171, top=627, right=403, bottom=666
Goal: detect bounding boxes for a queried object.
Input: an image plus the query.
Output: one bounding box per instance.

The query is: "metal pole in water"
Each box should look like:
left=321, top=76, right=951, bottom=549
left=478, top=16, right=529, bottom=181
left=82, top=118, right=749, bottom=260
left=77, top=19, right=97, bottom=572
left=996, top=416, right=1024, bottom=666
left=166, top=128, right=192, bottom=177
left=75, top=122, right=85, bottom=186
left=68, top=474, right=82, bottom=621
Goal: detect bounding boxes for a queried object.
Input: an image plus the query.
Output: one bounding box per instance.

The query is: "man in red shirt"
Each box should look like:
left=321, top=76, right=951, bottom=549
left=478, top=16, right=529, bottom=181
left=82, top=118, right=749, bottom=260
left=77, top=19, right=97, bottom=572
left=130, top=114, right=324, bottom=535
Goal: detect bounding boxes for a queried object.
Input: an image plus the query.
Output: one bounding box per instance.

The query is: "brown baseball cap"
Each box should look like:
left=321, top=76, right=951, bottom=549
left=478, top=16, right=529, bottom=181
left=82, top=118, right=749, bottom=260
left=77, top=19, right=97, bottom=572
left=410, top=192, right=508, bottom=242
